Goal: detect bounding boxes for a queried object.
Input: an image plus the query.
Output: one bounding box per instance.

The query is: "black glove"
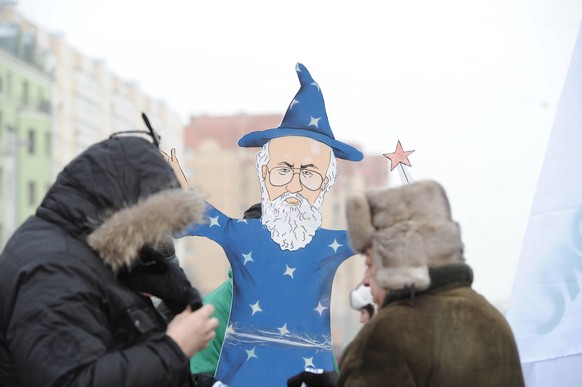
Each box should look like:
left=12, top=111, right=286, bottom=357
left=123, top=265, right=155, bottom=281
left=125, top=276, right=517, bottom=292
left=192, top=373, right=229, bottom=387
left=287, top=369, right=338, bottom=387
left=118, top=238, right=203, bottom=315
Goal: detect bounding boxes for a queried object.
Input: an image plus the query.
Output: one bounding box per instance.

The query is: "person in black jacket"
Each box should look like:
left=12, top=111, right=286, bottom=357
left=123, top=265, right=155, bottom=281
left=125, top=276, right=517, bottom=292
left=0, top=132, right=220, bottom=387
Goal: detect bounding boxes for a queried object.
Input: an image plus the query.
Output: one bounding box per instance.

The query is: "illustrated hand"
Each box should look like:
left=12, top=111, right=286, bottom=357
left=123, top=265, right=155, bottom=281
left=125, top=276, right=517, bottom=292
left=167, top=304, right=219, bottom=357
left=161, top=148, right=190, bottom=188
left=287, top=368, right=338, bottom=387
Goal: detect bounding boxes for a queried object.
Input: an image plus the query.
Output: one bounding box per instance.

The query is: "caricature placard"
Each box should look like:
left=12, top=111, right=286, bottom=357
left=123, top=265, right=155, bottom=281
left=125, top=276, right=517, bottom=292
left=167, top=63, right=363, bottom=387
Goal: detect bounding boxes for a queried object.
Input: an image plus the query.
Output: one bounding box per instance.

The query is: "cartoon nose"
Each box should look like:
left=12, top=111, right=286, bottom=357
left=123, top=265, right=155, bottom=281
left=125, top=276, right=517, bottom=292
left=286, top=171, right=303, bottom=192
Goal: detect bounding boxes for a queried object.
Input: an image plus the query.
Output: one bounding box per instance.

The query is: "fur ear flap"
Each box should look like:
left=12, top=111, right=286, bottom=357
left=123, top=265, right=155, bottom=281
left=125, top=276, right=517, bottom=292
left=372, top=224, right=430, bottom=291
left=346, top=192, right=375, bottom=253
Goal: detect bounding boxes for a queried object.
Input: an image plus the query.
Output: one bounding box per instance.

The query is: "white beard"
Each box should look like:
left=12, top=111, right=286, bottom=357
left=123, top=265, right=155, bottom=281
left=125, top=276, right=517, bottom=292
left=261, top=192, right=323, bottom=251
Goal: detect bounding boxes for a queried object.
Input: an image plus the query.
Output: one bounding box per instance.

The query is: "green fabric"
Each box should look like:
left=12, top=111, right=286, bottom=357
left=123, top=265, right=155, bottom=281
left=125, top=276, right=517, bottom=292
left=190, top=271, right=233, bottom=375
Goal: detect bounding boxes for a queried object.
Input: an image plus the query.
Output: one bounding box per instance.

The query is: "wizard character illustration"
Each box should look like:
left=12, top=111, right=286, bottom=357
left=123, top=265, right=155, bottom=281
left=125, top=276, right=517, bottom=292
left=169, top=63, right=363, bottom=386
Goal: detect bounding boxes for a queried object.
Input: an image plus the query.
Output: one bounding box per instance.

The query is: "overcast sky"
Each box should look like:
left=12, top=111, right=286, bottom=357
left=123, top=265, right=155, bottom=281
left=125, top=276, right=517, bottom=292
left=13, top=0, right=582, bottom=305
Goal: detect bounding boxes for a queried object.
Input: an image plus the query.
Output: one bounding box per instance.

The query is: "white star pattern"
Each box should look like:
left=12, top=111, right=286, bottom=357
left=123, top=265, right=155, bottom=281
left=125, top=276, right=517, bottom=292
left=182, top=171, right=353, bottom=378
left=311, top=81, right=320, bottom=91
left=246, top=347, right=258, bottom=361
left=209, top=216, right=220, bottom=227
left=250, top=301, right=263, bottom=316
left=237, top=219, right=248, bottom=223
left=328, top=239, right=342, bottom=253
left=242, top=252, right=254, bottom=265
left=277, top=323, right=290, bottom=336
left=314, top=302, right=328, bottom=316
left=289, top=98, right=299, bottom=109
left=309, top=116, right=321, bottom=128
left=283, top=264, right=296, bottom=279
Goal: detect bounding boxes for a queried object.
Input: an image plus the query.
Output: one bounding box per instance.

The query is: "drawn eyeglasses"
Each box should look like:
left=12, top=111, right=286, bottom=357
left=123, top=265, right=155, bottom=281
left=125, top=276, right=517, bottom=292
left=267, top=166, right=324, bottom=191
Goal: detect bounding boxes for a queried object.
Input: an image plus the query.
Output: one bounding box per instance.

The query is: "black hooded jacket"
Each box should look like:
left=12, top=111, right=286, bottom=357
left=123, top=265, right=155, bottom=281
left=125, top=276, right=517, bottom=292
left=0, top=137, right=206, bottom=387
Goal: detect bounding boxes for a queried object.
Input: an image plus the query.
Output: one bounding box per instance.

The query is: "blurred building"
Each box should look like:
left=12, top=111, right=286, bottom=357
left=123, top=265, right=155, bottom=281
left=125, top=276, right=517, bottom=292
left=1, top=0, right=391, bottom=354
left=45, top=34, right=184, bottom=168
left=176, top=113, right=390, bottom=353
left=0, top=4, right=183, bottom=247
left=0, top=6, right=53, bottom=246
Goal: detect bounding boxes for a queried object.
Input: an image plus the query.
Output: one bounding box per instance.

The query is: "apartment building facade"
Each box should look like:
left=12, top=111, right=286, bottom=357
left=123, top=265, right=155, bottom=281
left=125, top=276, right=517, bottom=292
left=0, top=5, right=183, bottom=247
left=0, top=10, right=53, bottom=246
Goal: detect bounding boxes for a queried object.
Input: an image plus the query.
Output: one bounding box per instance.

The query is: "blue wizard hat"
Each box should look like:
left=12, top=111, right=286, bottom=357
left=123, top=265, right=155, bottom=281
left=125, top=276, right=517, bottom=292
left=238, top=63, right=363, bottom=161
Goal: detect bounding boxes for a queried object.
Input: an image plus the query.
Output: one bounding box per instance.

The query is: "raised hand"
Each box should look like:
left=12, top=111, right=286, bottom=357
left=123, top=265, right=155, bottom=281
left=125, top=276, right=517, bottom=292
left=161, top=148, right=190, bottom=189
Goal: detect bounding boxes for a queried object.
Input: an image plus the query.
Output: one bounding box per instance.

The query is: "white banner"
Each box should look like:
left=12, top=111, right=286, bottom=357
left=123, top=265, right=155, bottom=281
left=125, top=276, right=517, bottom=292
left=506, top=20, right=582, bottom=386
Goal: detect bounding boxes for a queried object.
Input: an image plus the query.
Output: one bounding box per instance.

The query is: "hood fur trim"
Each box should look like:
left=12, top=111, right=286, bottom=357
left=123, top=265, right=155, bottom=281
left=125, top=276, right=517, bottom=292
left=346, top=180, right=464, bottom=291
left=87, top=188, right=206, bottom=272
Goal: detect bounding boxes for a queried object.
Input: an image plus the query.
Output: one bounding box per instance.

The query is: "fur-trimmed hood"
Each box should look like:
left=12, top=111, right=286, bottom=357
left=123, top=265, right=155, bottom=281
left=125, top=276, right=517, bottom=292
left=88, top=188, right=205, bottom=272
left=35, top=136, right=207, bottom=272
left=346, top=180, right=464, bottom=291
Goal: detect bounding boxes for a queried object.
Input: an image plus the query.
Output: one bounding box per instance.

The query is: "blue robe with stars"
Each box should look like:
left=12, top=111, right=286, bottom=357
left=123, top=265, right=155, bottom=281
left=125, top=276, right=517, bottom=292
left=180, top=202, right=354, bottom=387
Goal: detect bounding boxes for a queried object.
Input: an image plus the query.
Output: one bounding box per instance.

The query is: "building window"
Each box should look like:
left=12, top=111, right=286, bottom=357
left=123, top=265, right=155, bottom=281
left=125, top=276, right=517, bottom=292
left=27, top=130, right=35, bottom=155
left=45, top=131, right=51, bottom=157
left=22, top=81, right=29, bottom=106
left=28, top=181, right=36, bottom=206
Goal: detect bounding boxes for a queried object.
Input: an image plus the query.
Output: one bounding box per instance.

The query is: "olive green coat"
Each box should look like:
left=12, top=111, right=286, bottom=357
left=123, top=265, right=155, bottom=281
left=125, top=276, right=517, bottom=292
left=338, top=264, right=524, bottom=387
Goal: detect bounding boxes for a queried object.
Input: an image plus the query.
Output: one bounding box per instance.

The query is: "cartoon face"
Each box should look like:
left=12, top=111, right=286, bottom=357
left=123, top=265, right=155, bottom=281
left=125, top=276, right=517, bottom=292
left=261, top=136, right=331, bottom=206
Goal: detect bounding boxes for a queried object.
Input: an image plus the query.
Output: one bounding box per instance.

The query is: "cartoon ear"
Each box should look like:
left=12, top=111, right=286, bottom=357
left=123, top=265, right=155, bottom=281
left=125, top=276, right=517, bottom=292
left=320, top=177, right=329, bottom=192
left=262, top=165, right=268, bottom=180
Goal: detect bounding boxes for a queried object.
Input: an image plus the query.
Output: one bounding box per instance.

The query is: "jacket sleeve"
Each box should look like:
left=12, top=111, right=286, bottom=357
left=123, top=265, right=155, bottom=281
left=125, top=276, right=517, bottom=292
left=8, top=259, right=191, bottom=387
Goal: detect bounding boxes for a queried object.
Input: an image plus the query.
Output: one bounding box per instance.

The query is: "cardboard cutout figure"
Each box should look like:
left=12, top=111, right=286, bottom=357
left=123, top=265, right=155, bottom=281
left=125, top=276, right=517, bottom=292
left=169, top=63, right=363, bottom=387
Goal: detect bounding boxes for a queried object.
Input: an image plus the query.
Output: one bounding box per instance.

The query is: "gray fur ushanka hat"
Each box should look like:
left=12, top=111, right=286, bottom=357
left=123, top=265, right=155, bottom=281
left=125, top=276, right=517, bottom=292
left=346, top=180, right=464, bottom=291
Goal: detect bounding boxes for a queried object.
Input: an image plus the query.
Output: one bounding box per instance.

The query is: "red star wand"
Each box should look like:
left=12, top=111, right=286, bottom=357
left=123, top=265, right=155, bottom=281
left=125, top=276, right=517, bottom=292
left=383, top=140, right=415, bottom=184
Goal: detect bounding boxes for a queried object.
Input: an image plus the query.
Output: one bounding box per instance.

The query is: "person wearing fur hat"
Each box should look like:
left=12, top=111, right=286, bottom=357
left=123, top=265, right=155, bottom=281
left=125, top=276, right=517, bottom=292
left=339, top=179, right=525, bottom=386
left=0, top=130, right=220, bottom=387
left=288, top=179, right=525, bottom=387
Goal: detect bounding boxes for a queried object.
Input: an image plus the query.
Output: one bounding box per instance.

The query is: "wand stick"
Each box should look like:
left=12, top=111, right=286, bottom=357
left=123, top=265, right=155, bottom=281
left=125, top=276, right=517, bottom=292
left=383, top=140, right=415, bottom=185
